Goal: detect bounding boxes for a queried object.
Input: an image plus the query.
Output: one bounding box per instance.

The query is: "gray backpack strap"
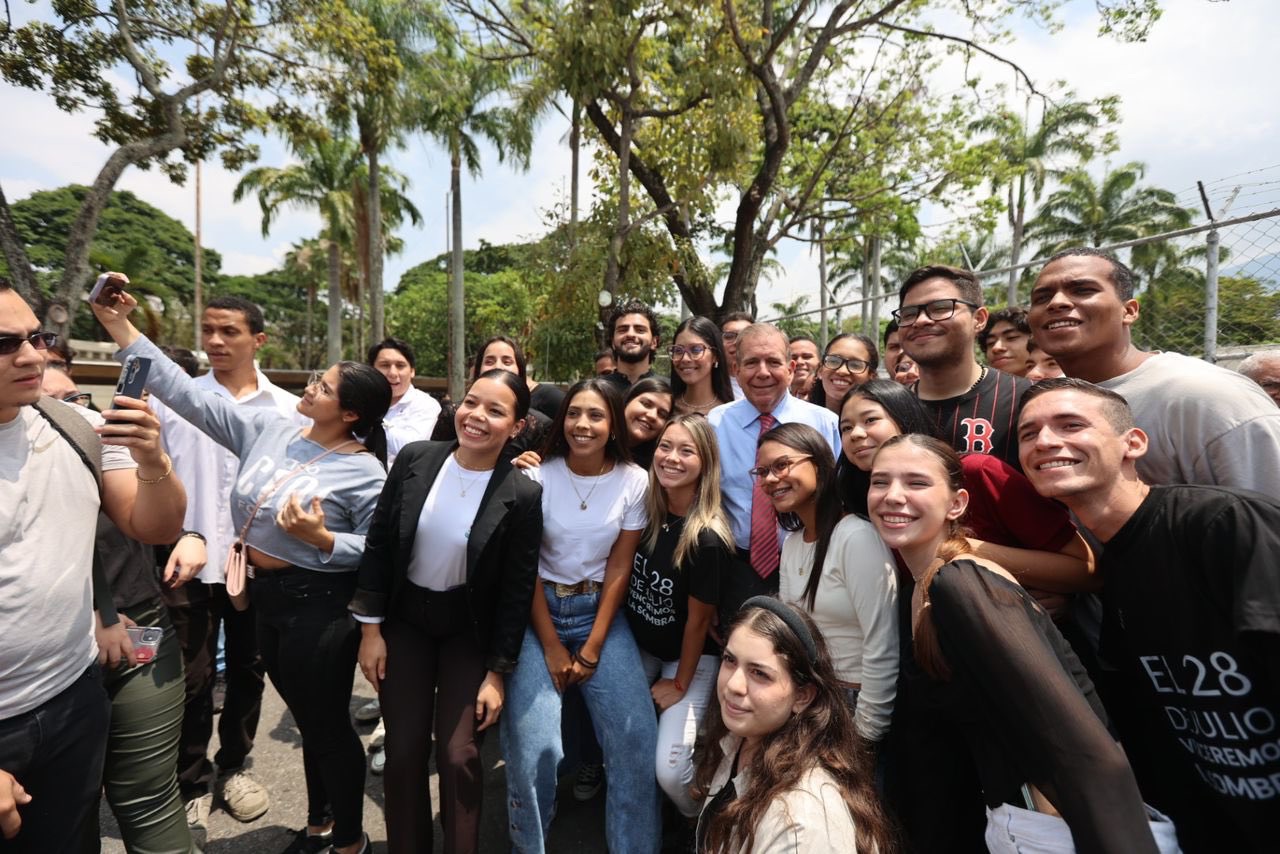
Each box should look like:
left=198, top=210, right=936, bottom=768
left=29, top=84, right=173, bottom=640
left=33, top=395, right=104, bottom=496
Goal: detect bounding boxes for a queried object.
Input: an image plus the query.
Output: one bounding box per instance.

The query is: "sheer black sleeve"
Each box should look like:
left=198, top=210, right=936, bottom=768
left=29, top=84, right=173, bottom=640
left=928, top=560, right=1158, bottom=854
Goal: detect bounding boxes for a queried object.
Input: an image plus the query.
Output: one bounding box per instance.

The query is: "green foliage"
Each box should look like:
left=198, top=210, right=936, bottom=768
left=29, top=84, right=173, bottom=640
left=1133, top=276, right=1280, bottom=354
left=2, top=185, right=220, bottom=296
left=387, top=265, right=534, bottom=377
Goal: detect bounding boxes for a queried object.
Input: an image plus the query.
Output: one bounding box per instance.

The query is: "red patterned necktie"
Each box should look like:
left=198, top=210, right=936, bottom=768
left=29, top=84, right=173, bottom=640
left=749, top=413, right=779, bottom=579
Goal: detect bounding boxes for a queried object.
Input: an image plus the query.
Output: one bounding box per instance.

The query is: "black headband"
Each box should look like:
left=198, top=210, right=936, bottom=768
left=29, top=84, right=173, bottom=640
left=741, top=596, right=818, bottom=663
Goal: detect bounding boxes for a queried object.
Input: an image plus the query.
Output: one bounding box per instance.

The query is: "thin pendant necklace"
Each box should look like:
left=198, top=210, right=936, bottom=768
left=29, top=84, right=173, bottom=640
left=568, top=460, right=608, bottom=510
left=453, top=455, right=490, bottom=498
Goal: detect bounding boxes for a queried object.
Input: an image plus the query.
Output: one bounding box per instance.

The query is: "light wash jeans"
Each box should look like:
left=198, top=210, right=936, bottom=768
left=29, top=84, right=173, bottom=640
left=501, top=587, right=660, bottom=854
left=639, top=650, right=719, bottom=818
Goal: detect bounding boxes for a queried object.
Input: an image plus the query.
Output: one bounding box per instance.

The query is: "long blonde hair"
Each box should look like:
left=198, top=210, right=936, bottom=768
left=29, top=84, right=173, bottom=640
left=643, top=414, right=734, bottom=567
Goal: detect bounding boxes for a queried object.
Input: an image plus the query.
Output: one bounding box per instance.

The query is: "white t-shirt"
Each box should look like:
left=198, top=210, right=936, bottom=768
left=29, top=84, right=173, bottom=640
left=528, top=457, right=648, bottom=585
left=0, top=405, right=135, bottom=719
left=407, top=454, right=493, bottom=591
left=779, top=516, right=899, bottom=742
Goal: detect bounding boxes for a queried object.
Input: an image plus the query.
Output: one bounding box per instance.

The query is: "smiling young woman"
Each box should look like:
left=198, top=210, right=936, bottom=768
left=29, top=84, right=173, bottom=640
left=622, top=376, right=673, bottom=469
left=623, top=415, right=734, bottom=821
left=350, top=370, right=543, bottom=854
left=668, top=316, right=734, bottom=416
left=867, top=435, right=1175, bottom=854
left=500, top=378, right=661, bottom=854
left=807, top=333, right=879, bottom=415
left=754, top=423, right=899, bottom=746
left=691, top=599, right=894, bottom=854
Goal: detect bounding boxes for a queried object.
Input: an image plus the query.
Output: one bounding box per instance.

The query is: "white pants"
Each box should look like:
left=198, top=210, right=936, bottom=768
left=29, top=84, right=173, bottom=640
left=639, top=650, right=719, bottom=817
left=984, top=803, right=1182, bottom=853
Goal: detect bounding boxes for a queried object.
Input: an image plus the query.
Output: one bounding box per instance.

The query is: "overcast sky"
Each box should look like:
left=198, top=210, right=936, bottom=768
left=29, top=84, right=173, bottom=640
left=3, top=0, right=1277, bottom=319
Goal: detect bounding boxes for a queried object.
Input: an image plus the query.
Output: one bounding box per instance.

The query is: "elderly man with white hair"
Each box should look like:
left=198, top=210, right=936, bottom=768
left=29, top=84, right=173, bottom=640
left=1237, top=350, right=1280, bottom=407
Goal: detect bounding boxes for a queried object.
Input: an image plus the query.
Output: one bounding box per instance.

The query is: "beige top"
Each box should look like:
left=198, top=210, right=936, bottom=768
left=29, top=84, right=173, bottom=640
left=698, top=735, right=864, bottom=853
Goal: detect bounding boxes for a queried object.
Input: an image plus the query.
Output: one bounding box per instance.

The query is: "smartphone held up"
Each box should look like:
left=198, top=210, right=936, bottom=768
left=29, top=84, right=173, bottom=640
left=89, top=272, right=129, bottom=307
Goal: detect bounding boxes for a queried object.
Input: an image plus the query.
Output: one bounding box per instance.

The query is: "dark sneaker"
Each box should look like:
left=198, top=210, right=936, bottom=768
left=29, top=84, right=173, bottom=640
left=281, top=826, right=333, bottom=853
left=573, top=762, right=604, bottom=801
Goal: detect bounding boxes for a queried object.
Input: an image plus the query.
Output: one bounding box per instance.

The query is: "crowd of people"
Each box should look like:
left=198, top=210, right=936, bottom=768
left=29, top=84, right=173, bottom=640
left=0, top=244, right=1277, bottom=854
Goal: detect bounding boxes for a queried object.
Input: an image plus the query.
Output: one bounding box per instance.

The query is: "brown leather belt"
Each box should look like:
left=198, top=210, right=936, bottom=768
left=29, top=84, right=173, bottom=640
left=543, top=579, right=603, bottom=597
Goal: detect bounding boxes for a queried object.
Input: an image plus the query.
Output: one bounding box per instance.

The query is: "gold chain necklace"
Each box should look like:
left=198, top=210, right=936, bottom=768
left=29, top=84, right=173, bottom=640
left=567, top=460, right=608, bottom=510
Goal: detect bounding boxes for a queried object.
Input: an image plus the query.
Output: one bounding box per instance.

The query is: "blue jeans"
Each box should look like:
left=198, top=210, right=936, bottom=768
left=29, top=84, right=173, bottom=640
left=501, top=587, right=660, bottom=854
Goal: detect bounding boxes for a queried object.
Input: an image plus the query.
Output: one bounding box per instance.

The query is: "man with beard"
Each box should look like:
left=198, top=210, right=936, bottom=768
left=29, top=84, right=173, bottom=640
left=601, top=299, right=661, bottom=390
left=896, top=264, right=1030, bottom=468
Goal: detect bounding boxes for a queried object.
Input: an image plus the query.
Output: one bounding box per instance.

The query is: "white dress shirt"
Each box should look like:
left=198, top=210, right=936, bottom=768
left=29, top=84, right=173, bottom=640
left=153, top=366, right=306, bottom=585
left=383, top=385, right=442, bottom=465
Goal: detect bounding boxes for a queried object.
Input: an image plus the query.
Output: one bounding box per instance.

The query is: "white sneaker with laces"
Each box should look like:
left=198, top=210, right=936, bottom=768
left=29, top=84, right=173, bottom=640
left=215, top=767, right=270, bottom=822
left=354, top=698, right=382, bottom=724
left=185, top=792, right=211, bottom=849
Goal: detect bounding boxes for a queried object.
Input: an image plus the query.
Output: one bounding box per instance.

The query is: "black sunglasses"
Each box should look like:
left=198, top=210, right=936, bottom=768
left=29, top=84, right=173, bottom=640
left=0, top=332, right=59, bottom=356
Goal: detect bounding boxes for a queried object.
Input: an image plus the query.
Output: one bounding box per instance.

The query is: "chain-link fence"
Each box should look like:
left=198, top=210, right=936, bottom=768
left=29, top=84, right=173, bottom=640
left=973, top=206, right=1280, bottom=367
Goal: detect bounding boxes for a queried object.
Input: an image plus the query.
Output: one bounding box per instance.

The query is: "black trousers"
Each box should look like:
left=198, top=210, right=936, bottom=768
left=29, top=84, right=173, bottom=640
left=0, top=666, right=110, bottom=853
left=251, top=569, right=364, bottom=848
left=163, top=580, right=265, bottom=800
left=381, top=584, right=487, bottom=854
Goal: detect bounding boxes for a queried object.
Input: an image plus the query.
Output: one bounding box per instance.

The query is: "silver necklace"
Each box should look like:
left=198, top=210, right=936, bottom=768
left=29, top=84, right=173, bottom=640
left=568, top=461, right=608, bottom=510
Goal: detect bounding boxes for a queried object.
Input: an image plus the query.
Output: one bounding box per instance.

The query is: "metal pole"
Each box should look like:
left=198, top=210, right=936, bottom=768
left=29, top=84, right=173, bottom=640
left=817, top=222, right=829, bottom=345
left=1204, top=228, right=1220, bottom=362
left=194, top=159, right=203, bottom=351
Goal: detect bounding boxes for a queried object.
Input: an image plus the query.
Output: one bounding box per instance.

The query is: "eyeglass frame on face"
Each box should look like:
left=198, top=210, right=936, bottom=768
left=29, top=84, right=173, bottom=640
left=721, top=330, right=741, bottom=342
left=306, top=370, right=337, bottom=398
left=892, top=298, right=979, bottom=326
left=821, top=354, right=870, bottom=375
left=62, top=392, right=92, bottom=407
left=748, top=454, right=813, bottom=482
left=669, top=343, right=711, bottom=361
left=0, top=331, right=59, bottom=357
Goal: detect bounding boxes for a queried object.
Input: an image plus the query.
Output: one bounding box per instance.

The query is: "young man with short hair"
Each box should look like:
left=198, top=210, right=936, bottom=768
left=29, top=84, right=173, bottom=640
left=601, top=299, right=660, bottom=389
left=152, top=295, right=303, bottom=838
left=882, top=320, right=903, bottom=377
left=368, top=337, right=440, bottom=465
left=1018, top=378, right=1280, bottom=853
left=896, top=264, right=1030, bottom=467
left=0, top=280, right=187, bottom=851
left=593, top=350, right=616, bottom=377
left=788, top=334, right=820, bottom=399
left=1028, top=247, right=1280, bottom=495
left=979, top=306, right=1032, bottom=376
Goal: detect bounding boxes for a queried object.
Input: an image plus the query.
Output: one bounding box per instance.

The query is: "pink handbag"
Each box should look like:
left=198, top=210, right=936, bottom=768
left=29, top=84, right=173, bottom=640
left=225, top=441, right=359, bottom=611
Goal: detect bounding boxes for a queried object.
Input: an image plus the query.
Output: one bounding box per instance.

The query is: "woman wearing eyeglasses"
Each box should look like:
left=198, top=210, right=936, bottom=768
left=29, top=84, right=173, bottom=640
left=753, top=423, right=898, bottom=745
left=806, top=334, right=879, bottom=416
left=669, top=316, right=734, bottom=417
left=92, top=287, right=388, bottom=854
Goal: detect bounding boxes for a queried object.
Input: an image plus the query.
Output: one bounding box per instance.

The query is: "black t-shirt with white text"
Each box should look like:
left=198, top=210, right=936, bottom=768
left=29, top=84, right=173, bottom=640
left=1100, top=485, right=1280, bottom=852
left=920, top=367, right=1029, bottom=470
left=625, top=515, right=728, bottom=662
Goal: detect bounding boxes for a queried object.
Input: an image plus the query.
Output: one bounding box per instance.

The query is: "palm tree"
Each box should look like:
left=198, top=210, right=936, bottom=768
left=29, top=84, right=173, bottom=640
left=414, top=39, right=534, bottom=400
left=234, top=135, right=361, bottom=364
left=969, top=100, right=1103, bottom=304
left=346, top=0, right=436, bottom=343
left=1026, top=162, right=1194, bottom=258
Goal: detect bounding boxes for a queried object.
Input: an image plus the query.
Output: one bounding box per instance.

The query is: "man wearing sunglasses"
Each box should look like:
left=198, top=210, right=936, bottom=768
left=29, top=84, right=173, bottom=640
left=895, top=264, right=1031, bottom=468
left=0, top=280, right=187, bottom=851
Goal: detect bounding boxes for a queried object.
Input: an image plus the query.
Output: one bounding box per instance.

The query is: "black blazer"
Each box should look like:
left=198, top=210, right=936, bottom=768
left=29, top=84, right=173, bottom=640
left=351, top=441, right=543, bottom=673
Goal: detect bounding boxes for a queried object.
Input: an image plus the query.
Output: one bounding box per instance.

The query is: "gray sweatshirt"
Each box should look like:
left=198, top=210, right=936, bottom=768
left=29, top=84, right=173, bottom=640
left=118, top=336, right=386, bottom=571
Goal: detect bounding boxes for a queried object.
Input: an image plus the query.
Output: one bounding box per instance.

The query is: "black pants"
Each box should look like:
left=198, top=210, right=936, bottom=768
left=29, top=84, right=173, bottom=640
left=251, top=569, right=364, bottom=847
left=381, top=585, right=486, bottom=854
left=163, top=580, right=264, bottom=800
left=0, top=666, right=110, bottom=853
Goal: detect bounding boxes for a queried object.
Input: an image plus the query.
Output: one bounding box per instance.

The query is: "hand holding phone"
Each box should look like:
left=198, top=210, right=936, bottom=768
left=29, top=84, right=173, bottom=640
left=107, top=356, right=152, bottom=425
left=89, top=272, right=129, bottom=307
left=125, top=626, right=164, bottom=664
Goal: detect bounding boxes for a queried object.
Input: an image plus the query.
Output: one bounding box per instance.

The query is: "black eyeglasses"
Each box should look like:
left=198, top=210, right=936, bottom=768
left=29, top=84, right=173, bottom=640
left=62, top=392, right=92, bottom=407
left=748, top=455, right=812, bottom=482
left=892, top=298, right=978, bottom=326
left=0, top=332, right=59, bottom=356
left=822, top=354, right=870, bottom=374
left=669, top=344, right=710, bottom=360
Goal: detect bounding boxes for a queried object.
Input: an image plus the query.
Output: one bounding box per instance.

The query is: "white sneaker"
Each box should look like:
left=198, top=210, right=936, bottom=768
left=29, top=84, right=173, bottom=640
left=215, top=768, right=270, bottom=822
left=354, top=698, right=382, bottom=724
left=368, top=719, right=386, bottom=751
left=370, top=746, right=386, bottom=776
